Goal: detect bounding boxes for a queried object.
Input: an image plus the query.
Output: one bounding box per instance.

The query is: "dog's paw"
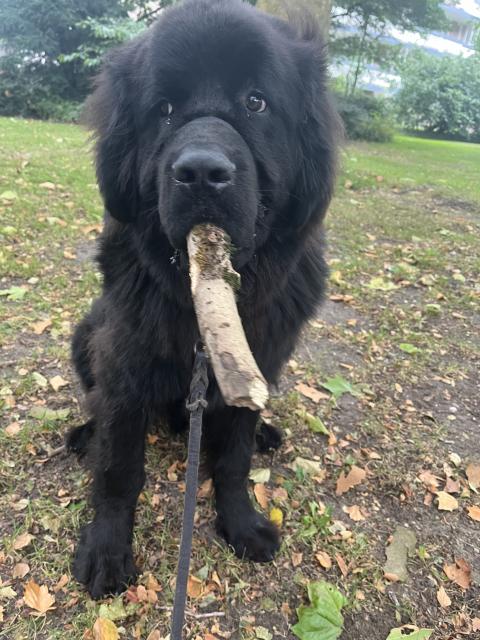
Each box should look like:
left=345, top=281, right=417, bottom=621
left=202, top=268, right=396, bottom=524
left=66, top=420, right=95, bottom=458
left=217, top=510, right=280, bottom=562
left=256, top=421, right=282, bottom=453
left=73, top=523, right=137, bottom=599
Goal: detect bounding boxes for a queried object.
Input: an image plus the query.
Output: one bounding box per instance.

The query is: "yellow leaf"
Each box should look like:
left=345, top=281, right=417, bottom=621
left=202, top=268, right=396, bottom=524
left=187, top=575, right=203, bottom=599
left=23, top=580, right=55, bottom=616
left=254, top=483, right=270, bottom=510
left=31, top=319, right=52, bottom=335
left=269, top=507, right=283, bottom=527
left=437, top=491, right=458, bottom=511
left=93, top=618, right=119, bottom=640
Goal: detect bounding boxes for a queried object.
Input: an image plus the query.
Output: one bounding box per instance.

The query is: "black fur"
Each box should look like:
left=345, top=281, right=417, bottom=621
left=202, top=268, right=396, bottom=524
left=70, top=0, right=340, bottom=598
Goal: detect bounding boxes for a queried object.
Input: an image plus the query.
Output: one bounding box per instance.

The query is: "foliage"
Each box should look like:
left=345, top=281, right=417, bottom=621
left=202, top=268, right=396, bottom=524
left=395, top=49, right=480, bottom=142
left=334, top=91, right=395, bottom=142
left=330, top=0, right=448, bottom=95
left=292, top=581, right=346, bottom=640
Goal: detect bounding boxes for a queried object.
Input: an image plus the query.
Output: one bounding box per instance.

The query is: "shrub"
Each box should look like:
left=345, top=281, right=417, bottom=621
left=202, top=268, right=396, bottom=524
left=396, top=49, right=480, bottom=142
left=334, top=91, right=395, bottom=142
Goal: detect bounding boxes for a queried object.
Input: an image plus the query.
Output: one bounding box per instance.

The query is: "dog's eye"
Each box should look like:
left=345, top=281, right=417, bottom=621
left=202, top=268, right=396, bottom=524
left=246, top=92, right=267, bottom=113
left=159, top=99, right=174, bottom=117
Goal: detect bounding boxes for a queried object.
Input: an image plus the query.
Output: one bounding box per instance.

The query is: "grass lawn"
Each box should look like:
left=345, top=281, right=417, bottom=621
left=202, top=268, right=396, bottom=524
left=1, top=117, right=479, bottom=640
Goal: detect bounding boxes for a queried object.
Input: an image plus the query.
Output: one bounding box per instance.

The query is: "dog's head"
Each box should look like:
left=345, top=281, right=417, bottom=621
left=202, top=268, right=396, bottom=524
left=86, top=0, right=340, bottom=267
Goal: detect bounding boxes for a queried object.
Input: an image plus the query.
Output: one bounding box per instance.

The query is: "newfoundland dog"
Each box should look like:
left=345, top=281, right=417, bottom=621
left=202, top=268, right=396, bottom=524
left=68, top=0, right=340, bottom=599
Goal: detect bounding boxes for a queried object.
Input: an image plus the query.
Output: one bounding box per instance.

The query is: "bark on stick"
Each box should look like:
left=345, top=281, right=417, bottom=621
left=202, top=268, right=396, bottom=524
left=187, top=224, right=269, bottom=410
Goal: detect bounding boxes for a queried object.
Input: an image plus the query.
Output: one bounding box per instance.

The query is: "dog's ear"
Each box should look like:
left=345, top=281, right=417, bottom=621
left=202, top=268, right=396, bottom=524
left=84, top=45, right=139, bottom=223
left=290, top=23, right=343, bottom=230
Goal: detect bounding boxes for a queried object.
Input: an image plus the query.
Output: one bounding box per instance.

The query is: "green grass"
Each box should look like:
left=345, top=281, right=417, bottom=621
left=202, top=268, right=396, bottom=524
left=1, top=117, right=479, bottom=640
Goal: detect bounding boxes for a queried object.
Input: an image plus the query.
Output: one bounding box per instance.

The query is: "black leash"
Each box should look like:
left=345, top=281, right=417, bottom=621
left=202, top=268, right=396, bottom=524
left=171, top=343, right=209, bottom=640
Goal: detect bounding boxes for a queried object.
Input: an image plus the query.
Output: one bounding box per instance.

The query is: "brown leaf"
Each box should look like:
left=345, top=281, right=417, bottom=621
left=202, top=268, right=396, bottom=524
left=49, top=375, right=69, bottom=392
left=31, top=319, right=52, bottom=335
left=53, top=574, right=69, bottom=592
left=418, top=470, right=440, bottom=492
left=466, top=463, right=480, bottom=490
left=467, top=505, right=480, bottom=522
left=198, top=478, right=213, bottom=499
left=13, top=532, right=33, bottom=550
left=145, top=574, right=162, bottom=592
left=254, top=484, right=270, bottom=510
left=93, top=618, right=119, bottom=640
left=436, top=586, right=451, bottom=608
left=146, top=632, right=161, bottom=640
left=294, top=383, right=328, bottom=403
left=437, top=491, right=459, bottom=511
left=335, top=553, right=349, bottom=577
left=137, top=585, right=158, bottom=604
left=39, top=181, right=56, bottom=190
left=472, top=618, right=480, bottom=631
left=272, top=487, right=288, bottom=502
left=12, top=563, right=30, bottom=579
left=187, top=575, right=203, bottom=599
left=336, top=466, right=366, bottom=495
left=316, top=551, right=332, bottom=570
left=343, top=505, right=366, bottom=522
left=5, top=422, right=21, bottom=437
left=444, top=558, right=471, bottom=590
left=24, top=580, right=56, bottom=615
left=444, top=477, right=461, bottom=494
left=167, top=461, right=179, bottom=482
left=291, top=552, right=303, bottom=568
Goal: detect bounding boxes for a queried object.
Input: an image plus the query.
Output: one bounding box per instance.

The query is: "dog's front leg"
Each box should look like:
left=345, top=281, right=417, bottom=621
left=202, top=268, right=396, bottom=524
left=73, top=409, right=147, bottom=599
left=205, top=406, right=280, bottom=562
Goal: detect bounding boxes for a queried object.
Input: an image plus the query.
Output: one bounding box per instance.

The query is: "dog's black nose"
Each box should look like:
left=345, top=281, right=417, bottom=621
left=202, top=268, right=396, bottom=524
left=172, top=150, right=235, bottom=190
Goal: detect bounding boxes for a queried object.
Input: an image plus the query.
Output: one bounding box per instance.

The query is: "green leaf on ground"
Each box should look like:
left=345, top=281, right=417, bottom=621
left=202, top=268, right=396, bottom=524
left=367, top=276, right=398, bottom=291
left=98, top=597, right=137, bottom=622
left=0, top=286, right=28, bottom=301
left=297, top=410, right=330, bottom=435
left=0, top=190, right=18, bottom=200
left=29, top=407, right=70, bottom=422
left=321, top=375, right=362, bottom=400
left=399, top=343, right=421, bottom=354
left=249, top=468, right=271, bottom=484
left=386, top=627, right=433, bottom=640
left=292, top=580, right=346, bottom=640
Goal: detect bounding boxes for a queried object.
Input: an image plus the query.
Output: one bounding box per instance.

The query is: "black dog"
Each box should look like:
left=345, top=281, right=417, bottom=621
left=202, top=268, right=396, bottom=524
left=68, top=0, right=340, bottom=599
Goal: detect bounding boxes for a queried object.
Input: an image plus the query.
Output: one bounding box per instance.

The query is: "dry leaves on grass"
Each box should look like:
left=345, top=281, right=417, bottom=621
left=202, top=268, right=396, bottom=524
left=467, top=505, right=480, bottom=522
left=12, top=563, right=30, bottom=579
left=437, top=491, right=459, bottom=511
left=444, top=558, right=471, bottom=590
left=418, top=470, right=440, bottom=492
left=24, top=580, right=55, bottom=616
left=343, top=505, right=366, bottom=522
left=49, top=375, right=69, bottom=392
left=187, top=575, right=204, bottom=599
left=316, top=551, right=332, bottom=570
left=336, top=466, right=366, bottom=496
left=31, top=318, right=52, bottom=335
left=13, top=533, right=33, bottom=550
left=5, top=422, right=21, bottom=436
left=93, top=617, right=119, bottom=640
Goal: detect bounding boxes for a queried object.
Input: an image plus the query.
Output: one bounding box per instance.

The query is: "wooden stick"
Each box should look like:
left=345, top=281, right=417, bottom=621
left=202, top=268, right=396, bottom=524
left=187, top=224, right=269, bottom=411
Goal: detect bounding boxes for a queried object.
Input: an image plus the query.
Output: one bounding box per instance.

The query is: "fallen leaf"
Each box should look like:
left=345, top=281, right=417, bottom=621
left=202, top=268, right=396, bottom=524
left=467, top=505, right=480, bottom=522
left=336, top=466, right=366, bottom=495
left=197, top=478, right=213, bottom=499
left=298, top=411, right=329, bottom=435
left=24, top=580, right=56, bottom=615
left=291, top=457, right=324, bottom=476
left=0, top=586, right=17, bottom=599
left=436, top=586, right=451, bottom=608
left=292, top=552, right=303, bottom=568
left=49, top=375, right=69, bottom=392
left=254, top=484, right=270, bottom=510
left=367, top=276, right=398, bottom=292
left=39, top=182, right=56, bottom=190
left=270, top=507, right=283, bottom=527
left=187, top=575, right=203, bottom=599
left=384, top=527, right=417, bottom=583
left=93, top=618, right=119, bottom=640
left=0, top=190, right=17, bottom=200
left=146, top=632, right=161, bottom=640
left=292, top=581, right=346, bottom=640
left=316, top=551, right=332, bottom=570
left=249, top=468, right=271, bottom=484
left=29, top=406, right=70, bottom=422
left=295, top=383, right=327, bottom=404
left=53, top=574, right=69, bottom=592
left=343, top=505, right=366, bottom=522
left=466, top=463, right=480, bottom=490
left=13, top=532, right=33, bottom=550
left=449, top=452, right=462, bottom=467
left=255, top=627, right=272, bottom=640
left=472, top=618, right=480, bottom=631
left=444, top=558, right=471, bottom=590
left=385, top=627, right=432, bottom=640
left=399, top=343, right=421, bottom=355
left=13, top=563, right=30, bottom=579
left=31, top=319, right=52, bottom=335
left=444, top=477, right=461, bottom=494
left=5, top=422, right=21, bottom=436
left=321, top=375, right=362, bottom=400
left=437, top=491, right=459, bottom=511
left=419, top=470, right=440, bottom=492
left=335, top=554, right=349, bottom=577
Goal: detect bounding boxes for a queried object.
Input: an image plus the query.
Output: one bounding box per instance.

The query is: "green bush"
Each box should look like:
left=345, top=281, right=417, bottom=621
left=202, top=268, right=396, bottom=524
left=334, top=92, right=395, bottom=142
left=396, top=49, right=480, bottom=142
